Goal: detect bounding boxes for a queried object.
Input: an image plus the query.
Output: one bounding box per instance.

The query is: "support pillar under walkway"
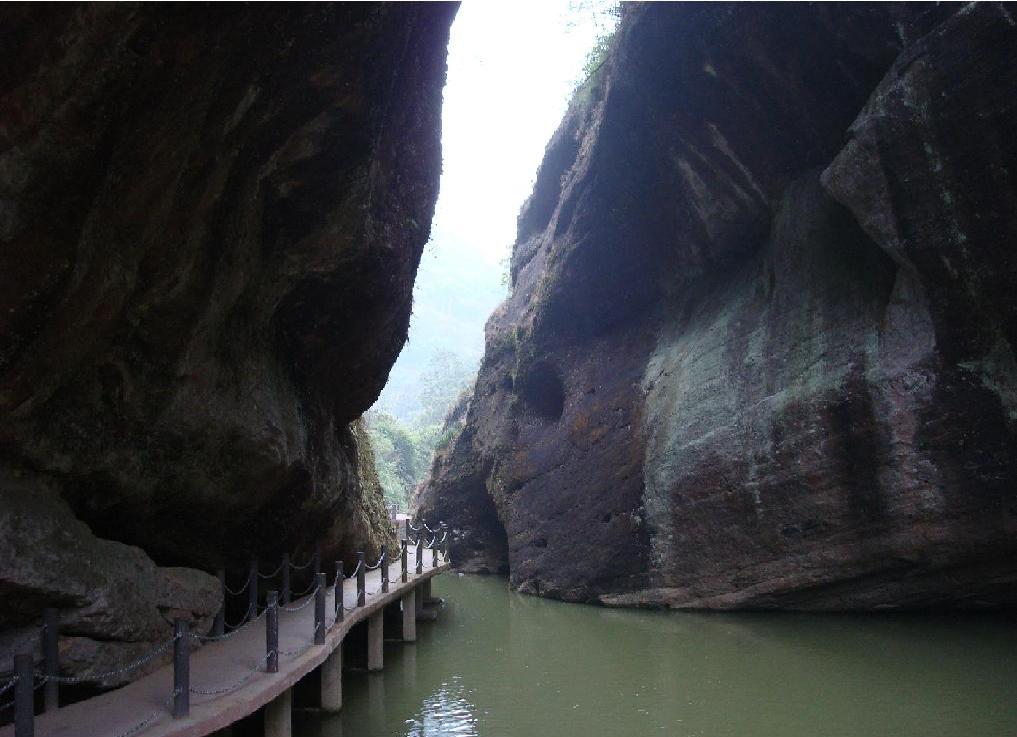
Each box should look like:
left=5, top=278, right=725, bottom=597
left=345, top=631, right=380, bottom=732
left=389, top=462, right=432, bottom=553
left=402, top=589, right=416, bottom=642
left=264, top=688, right=292, bottom=737
left=320, top=645, right=342, bottom=712
left=368, top=611, right=384, bottom=671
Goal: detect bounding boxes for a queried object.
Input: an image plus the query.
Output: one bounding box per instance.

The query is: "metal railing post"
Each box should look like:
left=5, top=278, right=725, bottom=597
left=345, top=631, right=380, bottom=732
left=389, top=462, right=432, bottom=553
left=213, top=569, right=225, bottom=637
left=281, top=553, right=291, bottom=605
left=432, top=539, right=438, bottom=568
left=247, top=559, right=258, bottom=623
left=172, top=620, right=189, bottom=718
left=415, top=538, right=423, bottom=574
left=266, top=591, right=278, bottom=674
left=401, top=540, right=408, bottom=583
left=380, top=545, right=389, bottom=593
left=334, top=561, right=344, bottom=622
left=441, top=522, right=449, bottom=561
left=14, top=653, right=33, bottom=737
left=42, top=608, right=58, bottom=713
left=314, top=573, right=327, bottom=644
left=356, top=552, right=365, bottom=607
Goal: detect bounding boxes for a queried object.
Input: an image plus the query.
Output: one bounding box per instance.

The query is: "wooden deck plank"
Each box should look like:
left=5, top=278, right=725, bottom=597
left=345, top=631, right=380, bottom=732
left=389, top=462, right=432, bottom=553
left=1, top=548, right=449, bottom=737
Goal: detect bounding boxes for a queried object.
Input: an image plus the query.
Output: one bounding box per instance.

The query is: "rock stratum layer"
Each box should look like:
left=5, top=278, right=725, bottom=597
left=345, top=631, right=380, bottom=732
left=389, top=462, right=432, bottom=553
left=1, top=3, right=455, bottom=682
left=420, top=2, right=1017, bottom=610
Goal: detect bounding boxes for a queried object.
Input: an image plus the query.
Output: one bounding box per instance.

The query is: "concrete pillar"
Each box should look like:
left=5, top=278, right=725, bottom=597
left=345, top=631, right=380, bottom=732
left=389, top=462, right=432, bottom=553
left=320, top=645, right=342, bottom=712
left=414, top=583, right=424, bottom=616
left=264, top=688, right=292, bottom=737
left=402, top=590, right=416, bottom=642
left=368, top=611, right=383, bottom=671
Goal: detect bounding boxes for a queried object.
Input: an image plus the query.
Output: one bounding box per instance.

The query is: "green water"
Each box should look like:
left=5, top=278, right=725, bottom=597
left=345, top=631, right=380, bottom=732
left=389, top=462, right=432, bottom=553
left=297, top=575, right=1017, bottom=737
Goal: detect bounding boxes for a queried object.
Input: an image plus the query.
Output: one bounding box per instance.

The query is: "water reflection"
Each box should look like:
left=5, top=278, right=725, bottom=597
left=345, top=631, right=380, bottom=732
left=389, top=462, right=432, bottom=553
left=303, top=575, right=1017, bottom=737
left=405, top=677, right=478, bottom=737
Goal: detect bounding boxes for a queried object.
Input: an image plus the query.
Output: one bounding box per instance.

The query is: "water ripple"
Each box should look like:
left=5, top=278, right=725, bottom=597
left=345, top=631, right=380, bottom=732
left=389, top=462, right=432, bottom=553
left=405, top=678, right=478, bottom=737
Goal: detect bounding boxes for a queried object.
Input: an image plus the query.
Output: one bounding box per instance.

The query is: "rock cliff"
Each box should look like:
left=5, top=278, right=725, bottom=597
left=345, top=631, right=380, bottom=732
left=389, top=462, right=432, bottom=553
left=419, top=2, right=1017, bottom=609
left=1, top=3, right=455, bottom=682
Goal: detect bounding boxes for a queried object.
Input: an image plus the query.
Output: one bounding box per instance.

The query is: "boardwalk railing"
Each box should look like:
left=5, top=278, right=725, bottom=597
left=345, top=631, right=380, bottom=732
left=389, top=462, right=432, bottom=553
left=1, top=522, right=449, bottom=737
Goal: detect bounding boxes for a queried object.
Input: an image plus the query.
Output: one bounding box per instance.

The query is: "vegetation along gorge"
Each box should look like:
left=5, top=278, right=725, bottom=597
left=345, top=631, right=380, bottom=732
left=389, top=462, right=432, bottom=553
left=1, top=2, right=1015, bottom=737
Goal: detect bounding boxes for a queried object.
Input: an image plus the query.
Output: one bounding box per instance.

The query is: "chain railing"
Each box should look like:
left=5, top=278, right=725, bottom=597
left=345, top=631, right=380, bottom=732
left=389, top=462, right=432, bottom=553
left=4, top=519, right=451, bottom=737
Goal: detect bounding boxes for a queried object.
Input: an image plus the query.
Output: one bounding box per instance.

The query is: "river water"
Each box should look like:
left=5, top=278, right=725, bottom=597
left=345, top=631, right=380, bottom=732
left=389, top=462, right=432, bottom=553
left=297, top=574, right=1017, bottom=737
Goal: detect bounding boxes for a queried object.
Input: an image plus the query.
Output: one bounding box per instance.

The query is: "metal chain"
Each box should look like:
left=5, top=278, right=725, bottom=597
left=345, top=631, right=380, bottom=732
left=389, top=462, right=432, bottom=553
left=289, top=577, right=319, bottom=599
left=189, top=608, right=265, bottom=644
left=0, top=677, right=17, bottom=712
left=189, top=666, right=259, bottom=696
left=4, top=531, right=451, bottom=726
left=0, top=675, right=16, bottom=697
left=42, top=635, right=179, bottom=684
left=114, top=707, right=165, bottom=737
left=0, top=675, right=33, bottom=712
left=223, top=603, right=256, bottom=630
left=289, top=555, right=316, bottom=571
left=279, top=586, right=319, bottom=612
left=257, top=561, right=285, bottom=579
left=223, top=577, right=251, bottom=596
left=69, top=686, right=177, bottom=737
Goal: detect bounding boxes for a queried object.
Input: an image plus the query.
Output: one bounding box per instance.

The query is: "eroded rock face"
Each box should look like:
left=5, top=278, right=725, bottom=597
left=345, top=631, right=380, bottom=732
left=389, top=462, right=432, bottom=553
left=0, top=477, right=219, bottom=685
left=1, top=3, right=454, bottom=679
left=420, top=3, right=1017, bottom=609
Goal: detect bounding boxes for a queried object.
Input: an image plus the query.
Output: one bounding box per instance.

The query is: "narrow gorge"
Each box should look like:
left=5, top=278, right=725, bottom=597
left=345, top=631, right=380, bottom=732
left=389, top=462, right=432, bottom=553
left=2, top=3, right=1017, bottom=735
left=418, top=2, right=1017, bottom=610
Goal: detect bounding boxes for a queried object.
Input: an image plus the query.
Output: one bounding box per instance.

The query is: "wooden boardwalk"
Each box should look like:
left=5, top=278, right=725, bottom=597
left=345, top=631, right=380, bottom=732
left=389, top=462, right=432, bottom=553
left=1, top=547, right=449, bottom=737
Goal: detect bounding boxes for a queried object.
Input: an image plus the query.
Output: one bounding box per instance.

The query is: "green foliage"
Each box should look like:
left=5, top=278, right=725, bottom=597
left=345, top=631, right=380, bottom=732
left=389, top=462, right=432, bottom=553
left=499, top=254, right=512, bottom=290
left=435, top=426, right=459, bottom=452
left=417, top=350, right=474, bottom=425
left=366, top=349, right=474, bottom=510
left=579, top=30, right=613, bottom=84
left=570, top=2, right=621, bottom=100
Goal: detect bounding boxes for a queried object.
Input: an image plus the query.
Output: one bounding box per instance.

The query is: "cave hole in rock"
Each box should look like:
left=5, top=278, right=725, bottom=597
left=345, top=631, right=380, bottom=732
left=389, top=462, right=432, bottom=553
left=517, top=360, right=566, bottom=420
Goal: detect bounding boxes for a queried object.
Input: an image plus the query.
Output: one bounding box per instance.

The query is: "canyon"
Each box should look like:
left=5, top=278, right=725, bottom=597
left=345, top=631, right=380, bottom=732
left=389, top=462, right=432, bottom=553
left=419, top=2, right=1017, bottom=610
left=3, top=1, right=1016, bottom=703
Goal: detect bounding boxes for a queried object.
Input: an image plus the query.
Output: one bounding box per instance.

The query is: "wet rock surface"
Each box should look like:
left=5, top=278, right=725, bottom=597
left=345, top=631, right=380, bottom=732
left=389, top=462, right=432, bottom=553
left=420, top=3, right=1017, bottom=609
left=1, top=2, right=454, bottom=680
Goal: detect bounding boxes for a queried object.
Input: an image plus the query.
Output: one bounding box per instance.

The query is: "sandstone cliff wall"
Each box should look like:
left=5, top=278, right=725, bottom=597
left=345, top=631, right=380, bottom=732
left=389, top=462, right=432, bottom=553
left=420, top=3, right=1017, bottom=610
left=1, top=2, right=455, bottom=681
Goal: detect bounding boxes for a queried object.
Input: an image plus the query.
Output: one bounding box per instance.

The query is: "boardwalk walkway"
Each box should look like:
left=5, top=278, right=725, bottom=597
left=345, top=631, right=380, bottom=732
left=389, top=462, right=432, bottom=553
left=1, top=545, right=449, bottom=737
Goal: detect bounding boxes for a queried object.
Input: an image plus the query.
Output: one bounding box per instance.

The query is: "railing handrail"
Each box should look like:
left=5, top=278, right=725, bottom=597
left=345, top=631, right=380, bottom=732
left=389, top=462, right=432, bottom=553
left=4, top=525, right=452, bottom=737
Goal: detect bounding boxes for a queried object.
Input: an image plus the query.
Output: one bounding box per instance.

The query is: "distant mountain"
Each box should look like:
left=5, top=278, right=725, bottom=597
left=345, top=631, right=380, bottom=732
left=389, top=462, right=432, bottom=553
left=376, top=225, right=506, bottom=422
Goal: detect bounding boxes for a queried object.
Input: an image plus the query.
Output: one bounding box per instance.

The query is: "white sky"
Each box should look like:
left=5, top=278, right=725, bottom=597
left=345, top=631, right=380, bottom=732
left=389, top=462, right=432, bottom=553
left=432, top=0, right=615, bottom=268
left=375, top=1, right=616, bottom=417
